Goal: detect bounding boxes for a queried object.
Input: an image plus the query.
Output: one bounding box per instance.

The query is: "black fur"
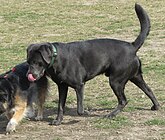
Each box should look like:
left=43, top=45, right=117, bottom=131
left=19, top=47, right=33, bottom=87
left=27, top=4, right=160, bottom=125
left=0, top=62, right=48, bottom=133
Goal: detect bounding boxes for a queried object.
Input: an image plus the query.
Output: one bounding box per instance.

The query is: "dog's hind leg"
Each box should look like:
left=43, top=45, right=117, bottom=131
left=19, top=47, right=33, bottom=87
left=50, top=83, right=68, bottom=125
left=26, top=104, right=35, bottom=119
left=106, top=76, right=128, bottom=118
left=35, top=91, right=47, bottom=121
left=35, top=77, right=49, bottom=121
left=130, top=73, right=160, bottom=110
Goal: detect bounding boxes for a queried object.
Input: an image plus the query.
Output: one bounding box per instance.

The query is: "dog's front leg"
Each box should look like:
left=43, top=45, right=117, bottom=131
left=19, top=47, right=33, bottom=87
left=6, top=103, right=26, bottom=134
left=75, top=84, right=85, bottom=115
left=50, top=83, right=68, bottom=125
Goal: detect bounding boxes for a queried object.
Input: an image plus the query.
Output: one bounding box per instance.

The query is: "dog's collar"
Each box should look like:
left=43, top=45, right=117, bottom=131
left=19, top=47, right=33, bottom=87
left=48, top=44, right=57, bottom=69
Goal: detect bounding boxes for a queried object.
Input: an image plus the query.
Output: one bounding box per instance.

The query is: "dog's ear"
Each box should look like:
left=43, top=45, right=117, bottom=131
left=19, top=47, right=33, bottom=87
left=38, top=43, right=52, bottom=64
left=27, top=43, right=52, bottom=64
left=27, top=44, right=35, bottom=60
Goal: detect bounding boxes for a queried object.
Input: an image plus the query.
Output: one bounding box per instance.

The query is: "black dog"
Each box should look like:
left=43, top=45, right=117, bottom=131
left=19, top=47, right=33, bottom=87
left=0, top=62, right=48, bottom=133
left=26, top=4, right=160, bottom=125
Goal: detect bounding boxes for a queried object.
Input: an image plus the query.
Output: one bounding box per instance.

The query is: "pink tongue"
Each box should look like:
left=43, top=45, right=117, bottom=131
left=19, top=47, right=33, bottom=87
left=28, top=74, right=36, bottom=82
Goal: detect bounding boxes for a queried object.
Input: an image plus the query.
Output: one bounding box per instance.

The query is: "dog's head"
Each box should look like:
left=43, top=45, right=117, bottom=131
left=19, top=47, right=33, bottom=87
left=0, top=74, right=19, bottom=119
left=0, top=78, right=8, bottom=114
left=27, top=42, right=54, bottom=82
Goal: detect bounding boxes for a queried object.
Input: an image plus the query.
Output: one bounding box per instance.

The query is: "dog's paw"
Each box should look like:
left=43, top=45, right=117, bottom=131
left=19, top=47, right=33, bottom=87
left=26, top=112, right=35, bottom=119
left=151, top=104, right=160, bottom=111
left=104, top=113, right=116, bottom=119
left=84, top=110, right=90, bottom=115
left=77, top=109, right=84, bottom=116
left=6, top=119, right=18, bottom=134
left=77, top=110, right=90, bottom=116
left=49, top=119, right=61, bottom=126
left=35, top=115, right=43, bottom=121
left=26, top=107, right=35, bottom=118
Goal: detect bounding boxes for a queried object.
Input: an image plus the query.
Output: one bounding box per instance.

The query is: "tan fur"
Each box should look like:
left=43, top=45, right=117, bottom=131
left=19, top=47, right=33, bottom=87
left=1, top=75, right=48, bottom=133
left=36, top=88, right=47, bottom=120
left=6, top=89, right=27, bottom=124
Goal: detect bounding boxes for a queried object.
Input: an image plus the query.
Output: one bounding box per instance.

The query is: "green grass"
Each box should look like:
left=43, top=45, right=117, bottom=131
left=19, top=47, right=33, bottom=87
left=53, top=138, right=63, bottom=140
left=145, top=119, right=165, bottom=126
left=92, top=116, right=132, bottom=129
left=44, top=100, right=58, bottom=109
left=0, top=0, right=165, bottom=139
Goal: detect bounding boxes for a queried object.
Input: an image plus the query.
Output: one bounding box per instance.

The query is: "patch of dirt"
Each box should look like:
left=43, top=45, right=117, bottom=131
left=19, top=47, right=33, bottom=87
left=0, top=106, right=165, bottom=140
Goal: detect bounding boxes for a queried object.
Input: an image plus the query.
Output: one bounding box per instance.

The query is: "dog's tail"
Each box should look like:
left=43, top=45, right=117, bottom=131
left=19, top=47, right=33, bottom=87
left=132, top=3, right=150, bottom=52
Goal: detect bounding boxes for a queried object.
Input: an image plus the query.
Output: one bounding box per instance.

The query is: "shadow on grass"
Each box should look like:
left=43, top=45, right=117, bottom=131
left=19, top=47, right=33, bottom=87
left=41, top=104, right=154, bottom=124
left=0, top=106, right=110, bottom=134
left=39, top=106, right=115, bottom=124
left=0, top=105, right=153, bottom=134
left=135, top=107, right=152, bottom=111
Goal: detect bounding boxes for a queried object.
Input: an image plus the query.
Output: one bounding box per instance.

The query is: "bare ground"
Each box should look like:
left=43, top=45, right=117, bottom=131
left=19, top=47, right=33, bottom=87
left=0, top=99, right=165, bottom=140
left=0, top=0, right=165, bottom=140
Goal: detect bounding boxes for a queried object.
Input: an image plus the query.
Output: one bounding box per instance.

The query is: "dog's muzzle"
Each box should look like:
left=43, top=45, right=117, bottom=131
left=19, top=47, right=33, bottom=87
left=27, top=69, right=45, bottom=82
left=27, top=74, right=36, bottom=82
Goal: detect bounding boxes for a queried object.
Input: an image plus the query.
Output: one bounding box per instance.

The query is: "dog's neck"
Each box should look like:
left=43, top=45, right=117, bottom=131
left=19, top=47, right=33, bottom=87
left=48, top=44, right=57, bottom=69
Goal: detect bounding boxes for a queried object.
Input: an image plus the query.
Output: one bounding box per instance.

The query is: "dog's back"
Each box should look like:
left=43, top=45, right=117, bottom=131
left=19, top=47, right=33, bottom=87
left=26, top=4, right=160, bottom=126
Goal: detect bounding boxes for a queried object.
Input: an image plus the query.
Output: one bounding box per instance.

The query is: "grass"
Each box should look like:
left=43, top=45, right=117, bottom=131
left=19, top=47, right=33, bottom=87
left=145, top=119, right=165, bottom=126
left=0, top=0, right=164, bottom=139
left=53, top=138, right=62, bottom=140
left=92, top=116, right=132, bottom=129
left=44, top=100, right=58, bottom=109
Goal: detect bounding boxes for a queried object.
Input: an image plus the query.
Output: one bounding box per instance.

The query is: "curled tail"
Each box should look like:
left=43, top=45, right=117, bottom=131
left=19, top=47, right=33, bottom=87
left=132, top=3, right=150, bottom=52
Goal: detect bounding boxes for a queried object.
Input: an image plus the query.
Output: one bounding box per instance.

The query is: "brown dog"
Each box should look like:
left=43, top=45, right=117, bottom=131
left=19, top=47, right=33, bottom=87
left=0, top=62, right=48, bottom=133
